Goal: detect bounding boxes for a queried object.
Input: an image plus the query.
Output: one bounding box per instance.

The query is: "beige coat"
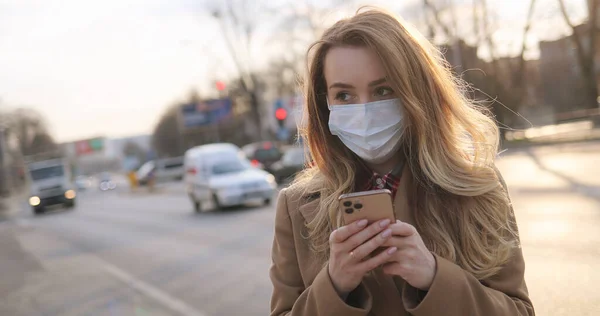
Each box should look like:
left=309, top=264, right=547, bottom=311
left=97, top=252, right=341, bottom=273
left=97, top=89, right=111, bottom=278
left=269, top=167, right=535, bottom=315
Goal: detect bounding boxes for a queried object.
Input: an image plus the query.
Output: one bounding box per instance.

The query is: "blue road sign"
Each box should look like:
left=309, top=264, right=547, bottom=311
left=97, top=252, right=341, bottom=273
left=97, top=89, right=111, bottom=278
left=181, top=98, right=232, bottom=128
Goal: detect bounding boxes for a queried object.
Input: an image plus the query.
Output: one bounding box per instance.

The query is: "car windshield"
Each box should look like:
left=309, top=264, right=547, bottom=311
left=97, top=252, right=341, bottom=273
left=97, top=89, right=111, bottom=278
left=30, top=165, right=64, bottom=181
left=211, top=159, right=248, bottom=175
left=254, top=147, right=281, bottom=161
left=282, top=149, right=305, bottom=166
left=163, top=162, right=183, bottom=169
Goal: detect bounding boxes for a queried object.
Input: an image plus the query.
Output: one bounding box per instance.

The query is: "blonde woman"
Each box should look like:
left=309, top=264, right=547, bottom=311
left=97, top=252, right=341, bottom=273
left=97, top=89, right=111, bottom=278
left=269, top=8, right=534, bottom=316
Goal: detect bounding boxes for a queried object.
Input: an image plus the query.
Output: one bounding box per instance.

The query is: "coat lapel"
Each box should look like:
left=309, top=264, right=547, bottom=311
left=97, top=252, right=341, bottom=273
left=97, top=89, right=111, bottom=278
left=298, top=195, right=321, bottom=224
left=393, top=165, right=415, bottom=226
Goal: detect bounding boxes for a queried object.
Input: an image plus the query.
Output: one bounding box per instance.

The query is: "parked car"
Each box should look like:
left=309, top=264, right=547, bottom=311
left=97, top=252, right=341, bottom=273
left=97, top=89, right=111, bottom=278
left=241, top=141, right=283, bottom=173
left=271, top=147, right=307, bottom=183
left=27, top=158, right=76, bottom=214
left=137, top=157, right=184, bottom=185
left=184, top=143, right=277, bottom=212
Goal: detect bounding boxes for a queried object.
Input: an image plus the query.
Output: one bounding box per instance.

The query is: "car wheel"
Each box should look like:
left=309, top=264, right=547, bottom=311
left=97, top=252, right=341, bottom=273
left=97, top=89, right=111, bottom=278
left=212, top=194, right=222, bottom=210
left=33, top=207, right=45, bottom=215
left=264, top=198, right=272, bottom=206
left=189, top=195, right=201, bottom=213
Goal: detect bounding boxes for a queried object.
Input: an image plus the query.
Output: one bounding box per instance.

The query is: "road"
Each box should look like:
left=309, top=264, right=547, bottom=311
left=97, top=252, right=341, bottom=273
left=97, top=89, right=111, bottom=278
left=0, top=141, right=598, bottom=316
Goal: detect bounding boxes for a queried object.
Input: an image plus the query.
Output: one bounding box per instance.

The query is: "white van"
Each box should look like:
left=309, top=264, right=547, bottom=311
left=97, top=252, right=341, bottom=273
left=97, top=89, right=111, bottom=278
left=27, top=158, right=76, bottom=214
left=184, top=143, right=277, bottom=212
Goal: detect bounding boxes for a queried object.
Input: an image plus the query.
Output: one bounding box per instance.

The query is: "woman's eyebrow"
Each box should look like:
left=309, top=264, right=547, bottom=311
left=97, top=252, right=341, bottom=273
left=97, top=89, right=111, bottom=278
left=328, top=77, right=387, bottom=89
left=368, top=77, right=387, bottom=87
left=328, top=82, right=354, bottom=89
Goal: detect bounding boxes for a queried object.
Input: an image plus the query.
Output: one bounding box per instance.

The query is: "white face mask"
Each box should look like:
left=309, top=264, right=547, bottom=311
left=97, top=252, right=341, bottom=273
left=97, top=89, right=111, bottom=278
left=328, top=98, right=404, bottom=164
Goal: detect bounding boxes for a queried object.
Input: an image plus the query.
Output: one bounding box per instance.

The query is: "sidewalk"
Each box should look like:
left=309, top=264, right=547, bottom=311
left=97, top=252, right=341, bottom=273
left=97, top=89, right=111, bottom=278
left=503, top=127, right=600, bottom=149
left=0, top=188, right=28, bottom=220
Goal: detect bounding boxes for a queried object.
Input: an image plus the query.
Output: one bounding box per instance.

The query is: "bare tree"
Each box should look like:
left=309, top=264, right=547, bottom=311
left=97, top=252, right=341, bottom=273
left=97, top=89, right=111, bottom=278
left=266, top=1, right=333, bottom=93
left=558, top=0, right=599, bottom=109
left=210, top=0, right=270, bottom=140
left=123, top=141, right=146, bottom=165
left=152, top=104, right=182, bottom=158
left=423, top=0, right=538, bottom=130
left=513, top=0, right=538, bottom=101
left=8, top=108, right=58, bottom=156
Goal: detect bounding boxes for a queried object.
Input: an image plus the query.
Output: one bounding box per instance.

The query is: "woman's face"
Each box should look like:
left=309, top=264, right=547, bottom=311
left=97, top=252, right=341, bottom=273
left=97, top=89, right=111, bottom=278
left=324, top=46, right=396, bottom=107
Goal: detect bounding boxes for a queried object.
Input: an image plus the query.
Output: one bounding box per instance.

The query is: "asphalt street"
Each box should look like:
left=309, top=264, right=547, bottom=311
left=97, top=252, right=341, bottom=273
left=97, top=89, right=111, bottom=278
left=0, top=141, right=598, bottom=316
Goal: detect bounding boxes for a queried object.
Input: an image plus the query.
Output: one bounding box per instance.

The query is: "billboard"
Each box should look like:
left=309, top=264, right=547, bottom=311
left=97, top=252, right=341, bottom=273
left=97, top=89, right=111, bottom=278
left=74, top=137, right=104, bottom=156
left=181, top=98, right=232, bottom=129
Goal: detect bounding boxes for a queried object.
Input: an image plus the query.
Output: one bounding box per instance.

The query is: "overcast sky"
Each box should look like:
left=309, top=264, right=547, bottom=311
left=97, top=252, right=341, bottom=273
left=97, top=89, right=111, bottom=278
left=0, top=0, right=587, bottom=142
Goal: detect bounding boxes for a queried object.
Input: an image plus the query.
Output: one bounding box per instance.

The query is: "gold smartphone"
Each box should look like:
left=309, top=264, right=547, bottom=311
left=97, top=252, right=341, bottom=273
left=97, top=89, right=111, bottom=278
left=339, top=189, right=396, bottom=257
left=339, top=189, right=396, bottom=226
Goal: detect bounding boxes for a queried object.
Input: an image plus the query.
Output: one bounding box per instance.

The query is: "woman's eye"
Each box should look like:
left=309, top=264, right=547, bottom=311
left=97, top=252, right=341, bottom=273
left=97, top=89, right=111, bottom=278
left=334, top=92, right=352, bottom=102
left=375, top=87, right=393, bottom=97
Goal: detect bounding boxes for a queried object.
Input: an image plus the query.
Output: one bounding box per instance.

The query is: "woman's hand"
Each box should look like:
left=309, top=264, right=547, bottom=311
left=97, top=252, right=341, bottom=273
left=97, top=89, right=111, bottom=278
left=381, top=220, right=437, bottom=291
left=328, top=218, right=398, bottom=297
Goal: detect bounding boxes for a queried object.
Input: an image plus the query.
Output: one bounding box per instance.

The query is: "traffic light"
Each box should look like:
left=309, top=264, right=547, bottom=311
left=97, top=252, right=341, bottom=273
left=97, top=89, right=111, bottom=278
left=215, top=81, right=226, bottom=91
left=275, top=108, right=287, bottom=127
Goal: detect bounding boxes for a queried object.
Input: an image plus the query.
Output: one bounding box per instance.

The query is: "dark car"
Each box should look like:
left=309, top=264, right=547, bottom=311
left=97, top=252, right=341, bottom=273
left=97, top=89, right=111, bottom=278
left=271, top=147, right=306, bottom=183
left=241, top=141, right=283, bottom=173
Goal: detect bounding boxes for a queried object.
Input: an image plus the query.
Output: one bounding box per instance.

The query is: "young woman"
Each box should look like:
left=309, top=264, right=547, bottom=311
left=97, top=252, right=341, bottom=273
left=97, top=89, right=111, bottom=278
left=269, top=8, right=534, bottom=316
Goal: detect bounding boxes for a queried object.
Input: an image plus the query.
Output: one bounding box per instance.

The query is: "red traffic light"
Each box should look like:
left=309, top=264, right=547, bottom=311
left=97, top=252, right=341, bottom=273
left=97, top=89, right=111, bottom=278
left=275, top=108, right=287, bottom=121
left=215, top=81, right=226, bottom=91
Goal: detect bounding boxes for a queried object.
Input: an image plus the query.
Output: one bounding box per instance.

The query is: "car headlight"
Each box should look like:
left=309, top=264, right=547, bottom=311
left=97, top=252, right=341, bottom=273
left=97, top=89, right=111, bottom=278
left=266, top=174, right=276, bottom=184
left=29, top=196, right=41, bottom=206
left=65, top=190, right=76, bottom=199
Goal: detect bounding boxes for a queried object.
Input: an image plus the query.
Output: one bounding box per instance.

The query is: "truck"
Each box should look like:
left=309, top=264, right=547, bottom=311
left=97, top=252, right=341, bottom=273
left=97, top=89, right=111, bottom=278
left=27, top=158, right=76, bottom=214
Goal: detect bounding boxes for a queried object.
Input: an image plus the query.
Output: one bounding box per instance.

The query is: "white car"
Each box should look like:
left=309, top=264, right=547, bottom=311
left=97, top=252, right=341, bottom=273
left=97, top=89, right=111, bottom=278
left=184, top=143, right=277, bottom=212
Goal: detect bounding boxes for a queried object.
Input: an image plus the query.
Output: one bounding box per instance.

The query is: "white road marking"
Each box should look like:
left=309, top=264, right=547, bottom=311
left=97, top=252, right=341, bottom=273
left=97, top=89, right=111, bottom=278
left=100, top=260, right=208, bottom=316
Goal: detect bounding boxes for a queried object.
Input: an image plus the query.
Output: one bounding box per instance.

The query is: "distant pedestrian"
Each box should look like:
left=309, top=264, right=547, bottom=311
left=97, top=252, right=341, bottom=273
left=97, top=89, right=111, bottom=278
left=269, top=8, right=534, bottom=316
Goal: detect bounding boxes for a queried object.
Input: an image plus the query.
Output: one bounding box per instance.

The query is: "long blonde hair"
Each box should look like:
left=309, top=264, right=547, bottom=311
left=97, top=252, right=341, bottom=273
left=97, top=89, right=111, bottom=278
left=293, top=8, right=518, bottom=280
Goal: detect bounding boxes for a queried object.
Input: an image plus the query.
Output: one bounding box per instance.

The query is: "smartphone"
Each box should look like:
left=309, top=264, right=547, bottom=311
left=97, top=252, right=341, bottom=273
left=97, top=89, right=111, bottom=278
left=339, top=189, right=395, bottom=226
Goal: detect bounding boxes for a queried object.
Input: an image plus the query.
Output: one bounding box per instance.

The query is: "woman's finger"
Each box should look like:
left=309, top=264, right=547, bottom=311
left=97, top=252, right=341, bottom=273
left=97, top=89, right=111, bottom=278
left=330, top=219, right=368, bottom=244
left=389, top=220, right=417, bottom=237
left=349, top=226, right=392, bottom=260
left=381, top=235, right=413, bottom=249
left=357, top=246, right=398, bottom=272
left=343, top=219, right=391, bottom=252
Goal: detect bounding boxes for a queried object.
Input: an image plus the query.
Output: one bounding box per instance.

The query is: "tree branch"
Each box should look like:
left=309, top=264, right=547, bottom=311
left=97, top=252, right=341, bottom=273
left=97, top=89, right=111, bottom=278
left=480, top=0, right=497, bottom=62
left=557, top=0, right=590, bottom=71
left=506, top=0, right=537, bottom=108
left=515, top=0, right=537, bottom=82
left=557, top=0, right=598, bottom=108
left=422, top=0, right=454, bottom=39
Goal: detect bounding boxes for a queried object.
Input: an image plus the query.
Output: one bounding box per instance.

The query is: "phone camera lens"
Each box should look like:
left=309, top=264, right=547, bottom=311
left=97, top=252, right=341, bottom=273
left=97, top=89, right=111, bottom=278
left=343, top=201, right=352, bottom=207
left=344, top=208, right=353, bottom=214
left=354, top=203, right=363, bottom=209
